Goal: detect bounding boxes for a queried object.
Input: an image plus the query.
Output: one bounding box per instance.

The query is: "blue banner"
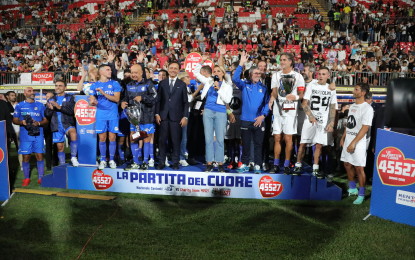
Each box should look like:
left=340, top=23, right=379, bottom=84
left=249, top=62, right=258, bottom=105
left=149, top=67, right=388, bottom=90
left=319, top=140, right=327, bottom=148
left=0, top=121, right=10, bottom=201
left=370, top=129, right=415, bottom=226
left=74, top=95, right=97, bottom=165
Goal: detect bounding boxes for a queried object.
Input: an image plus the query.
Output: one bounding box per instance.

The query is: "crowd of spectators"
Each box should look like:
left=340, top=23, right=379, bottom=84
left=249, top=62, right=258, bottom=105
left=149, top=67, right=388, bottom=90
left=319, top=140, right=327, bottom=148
left=0, top=0, right=413, bottom=86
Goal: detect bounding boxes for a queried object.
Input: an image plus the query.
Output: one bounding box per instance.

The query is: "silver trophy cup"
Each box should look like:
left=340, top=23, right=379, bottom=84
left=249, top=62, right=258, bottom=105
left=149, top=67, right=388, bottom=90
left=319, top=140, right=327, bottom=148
left=278, top=74, right=296, bottom=97
left=125, top=105, right=148, bottom=140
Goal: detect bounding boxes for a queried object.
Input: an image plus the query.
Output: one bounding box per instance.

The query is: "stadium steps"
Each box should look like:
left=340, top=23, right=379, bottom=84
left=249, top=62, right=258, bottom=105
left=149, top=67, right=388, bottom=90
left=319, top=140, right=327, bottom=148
left=129, top=12, right=152, bottom=26
left=308, top=0, right=329, bottom=23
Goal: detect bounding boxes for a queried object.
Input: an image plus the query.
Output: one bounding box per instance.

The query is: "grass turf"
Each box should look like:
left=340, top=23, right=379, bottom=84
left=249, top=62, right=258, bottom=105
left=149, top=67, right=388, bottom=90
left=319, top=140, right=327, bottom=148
left=1, top=149, right=414, bottom=259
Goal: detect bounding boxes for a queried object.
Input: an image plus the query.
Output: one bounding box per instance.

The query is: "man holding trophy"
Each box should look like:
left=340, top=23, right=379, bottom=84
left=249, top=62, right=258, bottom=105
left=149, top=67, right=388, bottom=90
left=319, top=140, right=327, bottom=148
left=269, top=52, right=305, bottom=174
left=121, top=64, right=157, bottom=170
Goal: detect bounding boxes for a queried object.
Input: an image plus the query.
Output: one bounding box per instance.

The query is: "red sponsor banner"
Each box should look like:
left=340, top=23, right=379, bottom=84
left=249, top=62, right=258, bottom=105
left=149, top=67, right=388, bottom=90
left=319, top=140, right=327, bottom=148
left=32, top=72, right=54, bottom=84
left=92, top=169, right=114, bottom=190
left=74, top=99, right=97, bottom=125
left=258, top=175, right=284, bottom=198
left=183, top=52, right=214, bottom=79
left=377, top=147, right=415, bottom=186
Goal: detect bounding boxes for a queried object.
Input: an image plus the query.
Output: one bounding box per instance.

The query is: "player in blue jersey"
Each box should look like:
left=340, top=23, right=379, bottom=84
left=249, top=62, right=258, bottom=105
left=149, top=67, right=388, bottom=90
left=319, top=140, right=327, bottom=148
left=45, top=80, right=79, bottom=167
left=121, top=64, right=157, bottom=170
left=89, top=64, right=122, bottom=169
left=13, top=87, right=48, bottom=186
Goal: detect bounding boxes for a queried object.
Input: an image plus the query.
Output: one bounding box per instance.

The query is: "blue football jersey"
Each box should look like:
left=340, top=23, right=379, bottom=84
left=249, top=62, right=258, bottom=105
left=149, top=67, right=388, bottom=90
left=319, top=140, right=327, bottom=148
left=90, top=80, right=121, bottom=120
left=13, top=101, right=45, bottom=140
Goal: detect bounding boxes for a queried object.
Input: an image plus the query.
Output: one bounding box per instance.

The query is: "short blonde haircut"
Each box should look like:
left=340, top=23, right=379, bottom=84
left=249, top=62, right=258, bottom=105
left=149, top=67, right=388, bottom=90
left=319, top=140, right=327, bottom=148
left=178, top=71, right=190, bottom=81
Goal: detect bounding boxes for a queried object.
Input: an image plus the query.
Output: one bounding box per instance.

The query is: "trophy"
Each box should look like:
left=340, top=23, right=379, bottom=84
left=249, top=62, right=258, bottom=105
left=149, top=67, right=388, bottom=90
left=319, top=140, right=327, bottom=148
left=125, top=104, right=148, bottom=141
left=279, top=74, right=296, bottom=110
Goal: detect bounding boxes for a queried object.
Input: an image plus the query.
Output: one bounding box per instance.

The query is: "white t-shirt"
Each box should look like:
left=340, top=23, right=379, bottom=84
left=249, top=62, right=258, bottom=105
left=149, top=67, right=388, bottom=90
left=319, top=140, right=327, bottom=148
left=303, top=80, right=337, bottom=126
left=344, top=102, right=374, bottom=147
left=271, top=70, right=305, bottom=117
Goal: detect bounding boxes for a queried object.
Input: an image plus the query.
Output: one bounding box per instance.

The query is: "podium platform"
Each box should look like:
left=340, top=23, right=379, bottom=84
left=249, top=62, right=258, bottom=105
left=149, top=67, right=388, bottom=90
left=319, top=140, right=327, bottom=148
left=41, top=164, right=342, bottom=200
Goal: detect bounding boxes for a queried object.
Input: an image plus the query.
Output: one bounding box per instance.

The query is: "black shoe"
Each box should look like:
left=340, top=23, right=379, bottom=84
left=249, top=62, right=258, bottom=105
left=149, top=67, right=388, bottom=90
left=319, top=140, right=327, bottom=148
left=156, top=163, right=165, bottom=170
left=187, top=158, right=199, bottom=165
left=140, top=162, right=149, bottom=170
left=269, top=165, right=280, bottom=174
left=218, top=164, right=225, bottom=173
left=249, top=163, right=254, bottom=172
left=284, top=167, right=291, bottom=175
left=205, top=164, right=214, bottom=172
left=292, top=166, right=302, bottom=176
left=315, top=171, right=325, bottom=179
left=171, top=163, right=180, bottom=170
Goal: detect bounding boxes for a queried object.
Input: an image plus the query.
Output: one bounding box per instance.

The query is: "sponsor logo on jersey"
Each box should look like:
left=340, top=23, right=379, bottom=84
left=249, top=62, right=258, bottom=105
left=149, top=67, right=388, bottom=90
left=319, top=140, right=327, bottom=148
left=346, top=115, right=356, bottom=129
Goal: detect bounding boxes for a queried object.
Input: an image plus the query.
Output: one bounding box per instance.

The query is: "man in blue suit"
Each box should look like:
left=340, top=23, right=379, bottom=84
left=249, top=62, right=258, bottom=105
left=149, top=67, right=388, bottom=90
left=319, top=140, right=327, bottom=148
left=155, top=62, right=189, bottom=170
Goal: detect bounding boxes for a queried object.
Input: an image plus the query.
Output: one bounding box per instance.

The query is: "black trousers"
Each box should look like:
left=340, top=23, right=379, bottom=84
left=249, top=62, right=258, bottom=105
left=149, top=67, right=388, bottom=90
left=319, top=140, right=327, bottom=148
left=158, top=119, right=182, bottom=164
left=241, top=120, right=265, bottom=166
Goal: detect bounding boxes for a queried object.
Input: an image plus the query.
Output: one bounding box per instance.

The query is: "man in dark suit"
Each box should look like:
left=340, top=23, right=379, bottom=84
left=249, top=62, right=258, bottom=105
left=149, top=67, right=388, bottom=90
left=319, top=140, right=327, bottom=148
left=155, top=62, right=189, bottom=170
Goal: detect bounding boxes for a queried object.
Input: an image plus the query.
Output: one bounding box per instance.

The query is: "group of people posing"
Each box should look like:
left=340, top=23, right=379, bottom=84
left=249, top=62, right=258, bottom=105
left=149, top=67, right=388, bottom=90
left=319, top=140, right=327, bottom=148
left=8, top=50, right=373, bottom=204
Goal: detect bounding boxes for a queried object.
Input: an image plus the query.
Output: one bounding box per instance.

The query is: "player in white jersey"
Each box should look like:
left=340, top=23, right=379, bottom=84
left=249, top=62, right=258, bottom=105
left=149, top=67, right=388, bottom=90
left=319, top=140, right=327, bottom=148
left=293, top=67, right=337, bottom=178
left=269, top=52, right=305, bottom=174
left=340, top=82, right=373, bottom=205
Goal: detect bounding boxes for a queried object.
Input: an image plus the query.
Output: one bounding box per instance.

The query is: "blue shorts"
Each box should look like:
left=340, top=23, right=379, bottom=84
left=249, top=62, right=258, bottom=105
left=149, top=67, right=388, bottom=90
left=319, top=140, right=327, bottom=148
left=19, top=137, right=45, bottom=154
left=130, top=123, right=155, bottom=134
left=53, top=125, right=75, bottom=143
left=96, top=119, right=119, bottom=134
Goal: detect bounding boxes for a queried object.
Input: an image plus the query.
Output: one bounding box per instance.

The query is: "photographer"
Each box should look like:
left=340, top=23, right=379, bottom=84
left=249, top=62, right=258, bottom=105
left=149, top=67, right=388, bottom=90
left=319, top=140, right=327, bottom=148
left=193, top=54, right=233, bottom=172
left=13, top=87, right=48, bottom=186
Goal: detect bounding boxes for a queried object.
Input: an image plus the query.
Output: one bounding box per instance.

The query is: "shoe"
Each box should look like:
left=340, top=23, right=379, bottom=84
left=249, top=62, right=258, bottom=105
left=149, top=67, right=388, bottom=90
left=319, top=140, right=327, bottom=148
left=262, top=163, right=270, bottom=172
left=141, top=162, right=149, bottom=170
left=179, top=159, right=189, bottom=166
left=187, top=158, right=198, bottom=165
left=315, top=171, right=325, bottom=179
left=71, top=157, right=79, bottom=167
left=165, top=158, right=170, bottom=167
left=218, top=164, right=225, bottom=172
left=312, top=169, right=318, bottom=177
left=205, top=164, right=214, bottom=172
left=22, top=178, right=31, bottom=187
left=284, top=167, right=291, bottom=175
left=156, top=163, right=165, bottom=170
left=227, top=161, right=235, bottom=169
left=37, top=178, right=42, bottom=185
left=237, top=164, right=249, bottom=173
left=249, top=162, right=254, bottom=172
left=237, top=161, right=243, bottom=168
left=269, top=165, right=280, bottom=174
left=98, top=161, right=107, bottom=170
left=148, top=158, right=155, bottom=167
left=109, top=160, right=117, bottom=169
left=353, top=195, right=365, bottom=205
left=347, top=188, right=358, bottom=196
left=171, top=163, right=180, bottom=170
left=125, top=163, right=140, bottom=170
left=292, top=166, right=302, bottom=176
left=254, top=165, right=261, bottom=174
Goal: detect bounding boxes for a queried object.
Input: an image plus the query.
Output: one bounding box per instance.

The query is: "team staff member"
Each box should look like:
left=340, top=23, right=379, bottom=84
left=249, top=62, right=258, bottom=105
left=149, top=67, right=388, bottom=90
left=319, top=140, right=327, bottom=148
left=13, top=87, right=48, bottom=186
left=155, top=62, right=189, bottom=170
left=232, top=51, right=270, bottom=174
left=89, top=64, right=122, bottom=170
left=340, top=82, right=373, bottom=205
left=45, top=80, right=79, bottom=167
left=269, top=52, right=305, bottom=174
left=121, top=64, right=157, bottom=170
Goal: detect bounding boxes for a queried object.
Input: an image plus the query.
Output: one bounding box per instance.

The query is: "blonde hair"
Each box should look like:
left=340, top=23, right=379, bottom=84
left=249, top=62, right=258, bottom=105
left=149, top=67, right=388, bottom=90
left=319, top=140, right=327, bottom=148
left=178, top=71, right=190, bottom=81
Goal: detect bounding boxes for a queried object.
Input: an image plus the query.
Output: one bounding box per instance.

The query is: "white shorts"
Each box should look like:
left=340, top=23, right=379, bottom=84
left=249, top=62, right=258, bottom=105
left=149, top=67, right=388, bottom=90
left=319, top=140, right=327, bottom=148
left=297, top=109, right=306, bottom=134
left=340, top=138, right=367, bottom=167
left=272, top=114, right=297, bottom=135
left=300, top=120, right=330, bottom=146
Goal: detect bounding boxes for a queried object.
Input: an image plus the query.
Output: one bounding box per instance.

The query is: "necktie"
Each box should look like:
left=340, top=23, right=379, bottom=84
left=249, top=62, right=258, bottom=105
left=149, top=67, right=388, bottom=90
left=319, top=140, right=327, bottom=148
left=169, top=79, right=174, bottom=93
